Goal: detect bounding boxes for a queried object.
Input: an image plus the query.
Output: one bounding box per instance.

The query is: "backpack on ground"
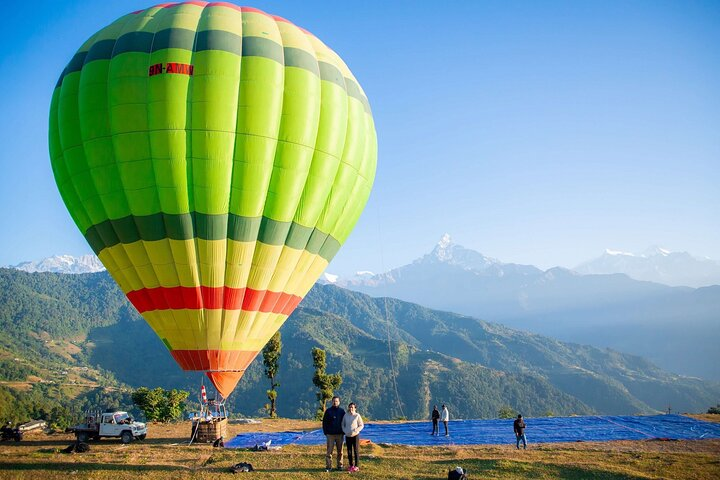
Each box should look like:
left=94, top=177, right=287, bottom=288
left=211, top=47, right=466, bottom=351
left=230, top=462, right=255, bottom=473
left=448, top=466, right=468, bottom=480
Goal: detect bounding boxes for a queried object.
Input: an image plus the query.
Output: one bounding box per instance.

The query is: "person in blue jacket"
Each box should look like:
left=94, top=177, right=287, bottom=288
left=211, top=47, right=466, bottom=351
left=322, top=396, right=346, bottom=471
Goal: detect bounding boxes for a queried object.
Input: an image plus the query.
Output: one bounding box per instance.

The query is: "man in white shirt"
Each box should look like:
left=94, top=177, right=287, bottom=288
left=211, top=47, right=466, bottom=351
left=441, top=404, right=450, bottom=436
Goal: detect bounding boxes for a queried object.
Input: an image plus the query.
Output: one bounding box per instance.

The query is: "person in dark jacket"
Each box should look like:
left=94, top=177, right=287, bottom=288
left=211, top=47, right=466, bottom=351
left=322, top=396, right=346, bottom=471
left=431, top=405, right=440, bottom=435
left=513, top=414, right=527, bottom=449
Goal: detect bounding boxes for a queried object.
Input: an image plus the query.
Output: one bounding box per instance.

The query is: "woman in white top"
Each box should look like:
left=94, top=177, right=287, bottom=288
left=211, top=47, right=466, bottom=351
left=341, top=402, right=364, bottom=472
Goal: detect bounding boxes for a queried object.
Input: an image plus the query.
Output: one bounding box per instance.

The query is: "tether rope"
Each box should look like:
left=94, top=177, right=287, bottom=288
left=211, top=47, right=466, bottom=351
left=374, top=206, right=406, bottom=420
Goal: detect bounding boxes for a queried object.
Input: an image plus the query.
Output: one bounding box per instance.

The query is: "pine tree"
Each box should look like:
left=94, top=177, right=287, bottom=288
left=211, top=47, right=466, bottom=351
left=311, top=347, right=342, bottom=420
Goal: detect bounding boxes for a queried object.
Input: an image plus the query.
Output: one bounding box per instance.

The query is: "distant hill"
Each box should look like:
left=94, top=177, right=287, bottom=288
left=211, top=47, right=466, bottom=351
left=333, top=236, right=720, bottom=380
left=1, top=268, right=718, bottom=419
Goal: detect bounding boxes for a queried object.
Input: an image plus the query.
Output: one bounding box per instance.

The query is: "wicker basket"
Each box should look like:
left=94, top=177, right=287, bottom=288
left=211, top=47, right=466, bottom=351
left=191, top=417, right=228, bottom=442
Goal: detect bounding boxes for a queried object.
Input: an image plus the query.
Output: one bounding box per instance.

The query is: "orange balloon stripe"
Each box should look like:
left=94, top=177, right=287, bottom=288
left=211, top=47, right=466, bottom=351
left=126, top=286, right=303, bottom=315
left=171, top=349, right=259, bottom=371
left=206, top=371, right=245, bottom=398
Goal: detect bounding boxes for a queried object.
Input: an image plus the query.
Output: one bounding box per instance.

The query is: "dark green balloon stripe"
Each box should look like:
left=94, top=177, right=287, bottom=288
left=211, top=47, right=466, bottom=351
left=113, top=31, right=154, bottom=55
left=55, top=28, right=369, bottom=112
left=85, top=213, right=341, bottom=262
left=318, top=62, right=345, bottom=89
left=345, top=77, right=372, bottom=114
left=284, top=47, right=320, bottom=76
left=196, top=30, right=241, bottom=56
left=86, top=39, right=118, bottom=63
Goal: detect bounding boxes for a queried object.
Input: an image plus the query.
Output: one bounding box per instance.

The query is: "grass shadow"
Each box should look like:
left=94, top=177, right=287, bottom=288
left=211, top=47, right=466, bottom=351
left=5, top=437, right=189, bottom=448
left=0, top=462, right=188, bottom=473
left=1, top=439, right=81, bottom=447
left=430, top=458, right=649, bottom=480
left=250, top=468, right=339, bottom=474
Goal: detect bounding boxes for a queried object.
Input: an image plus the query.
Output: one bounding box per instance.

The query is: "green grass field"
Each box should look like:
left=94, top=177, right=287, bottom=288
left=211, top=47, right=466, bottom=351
left=1, top=417, right=719, bottom=479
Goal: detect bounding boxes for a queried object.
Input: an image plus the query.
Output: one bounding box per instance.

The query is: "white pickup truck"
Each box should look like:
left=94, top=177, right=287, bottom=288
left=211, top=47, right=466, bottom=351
left=71, top=411, right=147, bottom=444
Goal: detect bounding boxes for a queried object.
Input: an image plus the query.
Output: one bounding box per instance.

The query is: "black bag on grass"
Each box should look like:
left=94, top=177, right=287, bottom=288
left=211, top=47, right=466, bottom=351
left=230, top=462, right=255, bottom=473
left=448, top=466, right=468, bottom=480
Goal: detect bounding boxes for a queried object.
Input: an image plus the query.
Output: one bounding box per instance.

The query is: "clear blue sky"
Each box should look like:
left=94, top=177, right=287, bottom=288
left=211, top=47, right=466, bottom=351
left=0, top=1, right=718, bottom=275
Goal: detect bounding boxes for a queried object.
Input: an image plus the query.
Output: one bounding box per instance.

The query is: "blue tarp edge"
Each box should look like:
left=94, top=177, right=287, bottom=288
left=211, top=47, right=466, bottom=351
left=225, top=414, right=720, bottom=448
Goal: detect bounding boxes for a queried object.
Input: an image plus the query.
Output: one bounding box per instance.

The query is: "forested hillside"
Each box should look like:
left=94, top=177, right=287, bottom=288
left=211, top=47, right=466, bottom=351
left=1, top=269, right=718, bottom=422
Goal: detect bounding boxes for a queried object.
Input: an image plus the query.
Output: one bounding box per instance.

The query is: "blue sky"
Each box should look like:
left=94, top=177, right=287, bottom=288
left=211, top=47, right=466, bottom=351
left=0, top=1, right=718, bottom=275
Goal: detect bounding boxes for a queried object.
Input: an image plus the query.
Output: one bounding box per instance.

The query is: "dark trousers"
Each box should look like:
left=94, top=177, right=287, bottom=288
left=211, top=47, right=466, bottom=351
left=432, top=419, right=439, bottom=434
left=443, top=420, right=449, bottom=435
left=345, top=435, right=359, bottom=467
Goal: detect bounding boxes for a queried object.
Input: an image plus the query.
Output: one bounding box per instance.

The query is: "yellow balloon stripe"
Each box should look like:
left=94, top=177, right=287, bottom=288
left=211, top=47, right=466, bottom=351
left=99, top=239, right=326, bottom=297
left=143, top=308, right=288, bottom=351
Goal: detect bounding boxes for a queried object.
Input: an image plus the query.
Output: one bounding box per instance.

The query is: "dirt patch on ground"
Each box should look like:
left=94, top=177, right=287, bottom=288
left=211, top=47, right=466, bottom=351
left=40, top=338, right=84, bottom=363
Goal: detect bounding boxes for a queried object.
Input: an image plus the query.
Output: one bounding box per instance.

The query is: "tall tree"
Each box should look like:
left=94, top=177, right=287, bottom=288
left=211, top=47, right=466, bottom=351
left=262, top=332, right=282, bottom=418
left=311, top=347, right=342, bottom=420
left=131, top=387, right=189, bottom=422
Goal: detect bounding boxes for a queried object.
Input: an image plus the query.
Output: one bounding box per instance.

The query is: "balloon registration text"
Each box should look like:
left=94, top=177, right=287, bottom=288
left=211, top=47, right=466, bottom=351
left=148, top=63, right=194, bottom=77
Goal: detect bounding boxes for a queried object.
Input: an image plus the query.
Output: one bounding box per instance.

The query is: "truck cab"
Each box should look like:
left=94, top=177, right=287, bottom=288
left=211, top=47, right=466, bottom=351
left=99, top=412, right=131, bottom=437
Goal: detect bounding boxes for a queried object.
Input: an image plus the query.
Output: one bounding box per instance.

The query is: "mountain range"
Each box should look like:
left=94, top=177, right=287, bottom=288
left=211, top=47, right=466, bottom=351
left=575, top=246, right=720, bottom=287
left=7, top=254, right=105, bottom=274
left=10, top=240, right=720, bottom=289
left=1, top=268, right=718, bottom=419
left=6, top=240, right=719, bottom=380
left=329, top=236, right=720, bottom=381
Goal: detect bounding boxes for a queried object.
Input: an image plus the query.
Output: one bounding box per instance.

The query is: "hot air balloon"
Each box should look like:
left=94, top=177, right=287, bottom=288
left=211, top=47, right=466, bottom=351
left=49, top=2, right=377, bottom=398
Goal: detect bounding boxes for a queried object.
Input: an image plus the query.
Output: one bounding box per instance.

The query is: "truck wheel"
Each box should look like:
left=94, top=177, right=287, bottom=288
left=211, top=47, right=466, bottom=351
left=120, top=431, right=133, bottom=444
left=76, top=432, right=90, bottom=443
left=138, top=434, right=146, bottom=440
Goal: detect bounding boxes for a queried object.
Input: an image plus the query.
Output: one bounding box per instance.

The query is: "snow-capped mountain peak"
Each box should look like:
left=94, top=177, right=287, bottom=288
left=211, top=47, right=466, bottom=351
left=418, top=234, right=500, bottom=271
left=438, top=233, right=452, bottom=250
left=332, top=235, right=540, bottom=289
left=322, top=272, right=339, bottom=283
left=641, top=246, right=672, bottom=258
left=575, top=247, right=720, bottom=287
left=605, top=249, right=634, bottom=257
left=432, top=233, right=455, bottom=262
left=8, top=254, right=105, bottom=274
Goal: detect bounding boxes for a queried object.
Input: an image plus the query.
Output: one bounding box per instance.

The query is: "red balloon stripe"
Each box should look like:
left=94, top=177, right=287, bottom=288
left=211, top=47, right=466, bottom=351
left=126, top=286, right=303, bottom=315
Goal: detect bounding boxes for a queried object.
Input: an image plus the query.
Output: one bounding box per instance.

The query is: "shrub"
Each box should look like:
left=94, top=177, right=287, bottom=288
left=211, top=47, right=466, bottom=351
left=131, top=387, right=189, bottom=422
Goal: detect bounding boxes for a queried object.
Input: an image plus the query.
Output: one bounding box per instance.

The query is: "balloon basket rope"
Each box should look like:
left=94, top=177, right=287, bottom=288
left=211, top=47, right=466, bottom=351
left=189, top=379, right=230, bottom=445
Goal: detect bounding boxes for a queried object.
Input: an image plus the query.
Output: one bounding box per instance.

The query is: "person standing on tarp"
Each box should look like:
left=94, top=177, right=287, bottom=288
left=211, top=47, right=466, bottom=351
left=431, top=405, right=440, bottom=435
left=441, top=404, right=450, bottom=436
left=323, top=396, right=346, bottom=471
left=514, top=414, right=527, bottom=449
left=341, top=402, right=364, bottom=472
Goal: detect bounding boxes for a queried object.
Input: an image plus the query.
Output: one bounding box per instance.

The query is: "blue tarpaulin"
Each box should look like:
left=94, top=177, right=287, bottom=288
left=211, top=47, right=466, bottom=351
left=225, top=414, right=720, bottom=448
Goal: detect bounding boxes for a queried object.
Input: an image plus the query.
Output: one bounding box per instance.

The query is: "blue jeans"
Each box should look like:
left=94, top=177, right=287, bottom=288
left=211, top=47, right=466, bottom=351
left=516, top=433, right=527, bottom=449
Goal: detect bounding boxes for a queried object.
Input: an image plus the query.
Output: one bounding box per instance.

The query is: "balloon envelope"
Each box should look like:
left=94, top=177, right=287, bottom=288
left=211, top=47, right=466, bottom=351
left=49, top=2, right=377, bottom=397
